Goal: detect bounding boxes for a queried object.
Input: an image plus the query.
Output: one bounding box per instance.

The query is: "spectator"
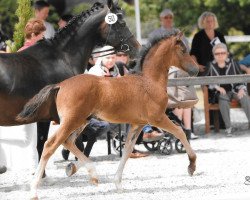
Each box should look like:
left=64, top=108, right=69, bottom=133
left=149, top=8, right=198, bottom=139
left=88, top=45, right=120, bottom=76
left=115, top=51, right=130, bottom=75
left=34, top=0, right=55, bottom=39
left=190, top=11, right=226, bottom=76
left=190, top=11, right=226, bottom=130
left=58, top=14, right=73, bottom=29
left=18, top=18, right=46, bottom=51
left=206, top=43, right=250, bottom=136
left=239, top=54, right=250, bottom=74
left=148, top=8, right=179, bottom=39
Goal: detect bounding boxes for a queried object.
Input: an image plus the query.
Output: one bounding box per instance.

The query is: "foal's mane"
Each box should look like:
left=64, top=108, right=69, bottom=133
left=136, top=30, right=179, bottom=71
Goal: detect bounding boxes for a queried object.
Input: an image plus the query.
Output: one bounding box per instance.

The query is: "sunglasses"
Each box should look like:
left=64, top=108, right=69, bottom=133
left=163, top=16, right=173, bottom=19
left=214, top=52, right=227, bottom=56
left=116, top=53, right=128, bottom=57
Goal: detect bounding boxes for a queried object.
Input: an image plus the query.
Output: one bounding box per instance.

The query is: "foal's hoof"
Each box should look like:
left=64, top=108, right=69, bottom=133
left=66, top=162, right=77, bottom=177
left=188, top=164, right=196, bottom=176
left=90, top=177, right=99, bottom=186
left=30, top=196, right=39, bottom=200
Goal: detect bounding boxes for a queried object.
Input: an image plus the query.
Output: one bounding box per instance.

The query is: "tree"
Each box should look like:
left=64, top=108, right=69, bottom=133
left=8, top=0, right=33, bottom=52
left=0, top=0, right=17, bottom=39
left=121, top=0, right=250, bottom=59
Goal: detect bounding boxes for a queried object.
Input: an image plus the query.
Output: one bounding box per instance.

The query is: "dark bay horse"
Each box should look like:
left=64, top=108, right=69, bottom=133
left=17, top=31, right=199, bottom=198
left=0, top=0, right=139, bottom=126
left=0, top=0, right=139, bottom=163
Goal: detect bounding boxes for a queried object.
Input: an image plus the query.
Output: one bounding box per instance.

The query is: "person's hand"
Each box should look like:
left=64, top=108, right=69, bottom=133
left=103, top=67, right=111, bottom=76
left=198, top=64, right=206, bottom=72
left=237, top=88, right=246, bottom=99
left=245, top=68, right=250, bottom=74
left=217, top=87, right=226, bottom=95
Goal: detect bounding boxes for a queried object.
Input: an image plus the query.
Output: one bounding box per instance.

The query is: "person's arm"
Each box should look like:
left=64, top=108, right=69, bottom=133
left=190, top=33, right=206, bottom=72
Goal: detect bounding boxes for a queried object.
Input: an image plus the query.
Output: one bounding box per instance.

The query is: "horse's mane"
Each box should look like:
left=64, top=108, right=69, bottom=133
left=41, top=2, right=105, bottom=43
left=136, top=30, right=179, bottom=71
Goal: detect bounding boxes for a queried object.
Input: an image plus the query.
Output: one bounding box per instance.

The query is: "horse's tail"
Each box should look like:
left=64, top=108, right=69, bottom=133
left=16, top=84, right=60, bottom=123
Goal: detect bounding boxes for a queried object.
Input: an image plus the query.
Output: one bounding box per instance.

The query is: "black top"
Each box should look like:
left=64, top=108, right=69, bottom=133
left=190, top=29, right=226, bottom=76
left=218, top=67, right=232, bottom=92
left=207, top=58, right=245, bottom=93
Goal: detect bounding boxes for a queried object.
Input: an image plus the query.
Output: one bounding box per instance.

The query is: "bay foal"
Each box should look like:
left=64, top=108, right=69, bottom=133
left=17, top=31, right=199, bottom=198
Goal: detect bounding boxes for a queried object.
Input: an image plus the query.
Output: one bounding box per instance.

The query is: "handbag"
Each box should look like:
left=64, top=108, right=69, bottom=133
left=167, top=69, right=199, bottom=108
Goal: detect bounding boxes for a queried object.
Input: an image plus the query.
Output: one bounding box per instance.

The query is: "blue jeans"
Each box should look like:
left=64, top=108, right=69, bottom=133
left=142, top=125, right=153, bottom=134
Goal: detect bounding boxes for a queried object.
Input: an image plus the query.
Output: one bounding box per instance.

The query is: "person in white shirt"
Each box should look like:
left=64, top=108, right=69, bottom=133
left=34, top=0, right=55, bottom=39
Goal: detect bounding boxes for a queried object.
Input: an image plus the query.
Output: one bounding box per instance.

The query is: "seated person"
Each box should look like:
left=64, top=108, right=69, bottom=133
left=206, top=43, right=250, bottom=136
left=239, top=54, right=250, bottom=74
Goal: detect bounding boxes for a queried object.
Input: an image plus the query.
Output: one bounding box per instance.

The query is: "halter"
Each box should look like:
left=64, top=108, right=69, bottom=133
left=113, top=15, right=134, bottom=53
left=104, top=12, right=134, bottom=53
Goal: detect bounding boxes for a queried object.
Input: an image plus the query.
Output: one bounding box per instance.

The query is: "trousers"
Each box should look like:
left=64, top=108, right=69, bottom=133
left=219, top=91, right=250, bottom=128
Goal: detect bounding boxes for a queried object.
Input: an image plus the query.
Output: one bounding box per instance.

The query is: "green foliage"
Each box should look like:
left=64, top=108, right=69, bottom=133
left=71, top=3, right=91, bottom=15
left=10, top=0, right=33, bottom=52
left=0, top=0, right=249, bottom=59
left=121, top=0, right=250, bottom=59
left=0, top=0, right=17, bottom=39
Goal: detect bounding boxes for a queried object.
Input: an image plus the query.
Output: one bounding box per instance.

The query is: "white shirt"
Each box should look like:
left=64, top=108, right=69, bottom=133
left=44, top=21, right=55, bottom=39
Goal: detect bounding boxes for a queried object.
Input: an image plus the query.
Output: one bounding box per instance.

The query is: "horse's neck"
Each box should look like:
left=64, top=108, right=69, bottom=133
left=54, top=8, right=108, bottom=71
left=142, top=50, right=170, bottom=87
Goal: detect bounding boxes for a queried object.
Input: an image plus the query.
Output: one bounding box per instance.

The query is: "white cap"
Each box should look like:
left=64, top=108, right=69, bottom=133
left=160, top=9, right=174, bottom=18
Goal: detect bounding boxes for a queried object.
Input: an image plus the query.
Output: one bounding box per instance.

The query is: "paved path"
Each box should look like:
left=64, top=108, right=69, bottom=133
left=0, top=130, right=250, bottom=200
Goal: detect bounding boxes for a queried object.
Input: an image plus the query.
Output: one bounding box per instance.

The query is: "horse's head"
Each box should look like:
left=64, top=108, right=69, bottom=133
left=99, top=0, right=140, bottom=59
left=169, top=32, right=199, bottom=76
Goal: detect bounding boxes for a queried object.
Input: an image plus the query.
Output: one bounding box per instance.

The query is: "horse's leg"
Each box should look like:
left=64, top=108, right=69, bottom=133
left=30, top=122, right=81, bottom=199
left=36, top=121, right=50, bottom=161
left=114, top=125, right=143, bottom=190
left=62, top=126, right=98, bottom=185
left=152, top=114, right=196, bottom=175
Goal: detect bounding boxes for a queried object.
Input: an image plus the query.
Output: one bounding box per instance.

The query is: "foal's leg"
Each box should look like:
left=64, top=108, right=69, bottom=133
left=114, top=125, right=143, bottom=190
left=62, top=126, right=98, bottom=185
left=30, top=123, right=81, bottom=199
left=152, top=114, right=196, bottom=175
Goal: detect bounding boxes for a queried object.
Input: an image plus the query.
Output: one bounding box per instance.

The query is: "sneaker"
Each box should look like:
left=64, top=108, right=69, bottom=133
left=0, top=165, right=7, bottom=174
left=61, top=148, right=70, bottom=160
left=225, top=127, right=233, bottom=137
left=143, top=131, right=164, bottom=142
left=190, top=132, right=199, bottom=140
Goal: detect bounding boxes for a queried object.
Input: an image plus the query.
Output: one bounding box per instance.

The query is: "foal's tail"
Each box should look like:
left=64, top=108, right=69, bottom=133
left=16, top=84, right=60, bottom=123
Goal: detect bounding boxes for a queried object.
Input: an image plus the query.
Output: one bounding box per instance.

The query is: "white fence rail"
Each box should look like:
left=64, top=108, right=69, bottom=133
left=168, top=74, right=250, bottom=87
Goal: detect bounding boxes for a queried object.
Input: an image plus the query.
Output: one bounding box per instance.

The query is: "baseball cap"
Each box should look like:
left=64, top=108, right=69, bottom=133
left=160, top=9, right=174, bottom=18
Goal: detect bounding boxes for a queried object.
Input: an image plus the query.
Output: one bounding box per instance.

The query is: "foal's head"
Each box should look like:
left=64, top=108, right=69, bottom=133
left=138, top=31, right=199, bottom=76
left=161, top=32, right=199, bottom=76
